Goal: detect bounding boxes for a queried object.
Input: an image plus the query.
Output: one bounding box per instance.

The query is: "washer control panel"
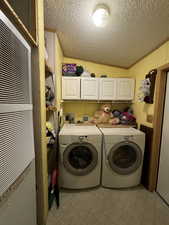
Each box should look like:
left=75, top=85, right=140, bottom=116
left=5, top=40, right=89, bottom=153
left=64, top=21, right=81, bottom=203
left=79, top=136, right=88, bottom=142
left=124, top=135, right=134, bottom=141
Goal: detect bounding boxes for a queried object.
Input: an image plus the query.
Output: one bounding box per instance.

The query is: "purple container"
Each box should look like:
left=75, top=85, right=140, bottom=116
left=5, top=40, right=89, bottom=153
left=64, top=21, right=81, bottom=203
left=62, top=64, right=76, bottom=76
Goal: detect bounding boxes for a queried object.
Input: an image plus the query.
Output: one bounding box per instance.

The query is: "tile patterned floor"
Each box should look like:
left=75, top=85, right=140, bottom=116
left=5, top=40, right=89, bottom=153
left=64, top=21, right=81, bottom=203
left=47, top=187, right=169, bottom=225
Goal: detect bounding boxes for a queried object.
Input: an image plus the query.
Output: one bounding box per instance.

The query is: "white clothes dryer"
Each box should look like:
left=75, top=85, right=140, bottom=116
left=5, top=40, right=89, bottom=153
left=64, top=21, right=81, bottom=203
left=59, top=124, right=102, bottom=189
left=100, top=128, right=145, bottom=188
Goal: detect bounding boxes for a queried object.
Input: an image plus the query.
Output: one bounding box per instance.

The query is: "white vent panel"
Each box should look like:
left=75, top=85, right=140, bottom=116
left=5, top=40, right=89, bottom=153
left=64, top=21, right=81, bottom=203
left=0, top=18, right=31, bottom=104
left=0, top=111, right=35, bottom=196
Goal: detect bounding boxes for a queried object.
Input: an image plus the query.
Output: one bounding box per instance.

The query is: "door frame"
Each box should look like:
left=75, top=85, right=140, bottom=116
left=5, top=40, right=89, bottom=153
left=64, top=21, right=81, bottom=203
left=149, top=63, right=169, bottom=191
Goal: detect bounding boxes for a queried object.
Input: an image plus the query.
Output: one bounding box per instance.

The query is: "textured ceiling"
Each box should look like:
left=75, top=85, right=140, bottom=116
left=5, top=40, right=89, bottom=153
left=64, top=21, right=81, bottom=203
left=44, top=0, right=169, bottom=68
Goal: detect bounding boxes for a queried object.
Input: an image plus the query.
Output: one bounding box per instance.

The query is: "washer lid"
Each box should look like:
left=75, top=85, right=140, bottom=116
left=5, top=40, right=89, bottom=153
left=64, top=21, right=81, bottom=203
left=108, top=141, right=142, bottom=175
left=100, top=128, right=145, bottom=136
left=63, top=142, right=98, bottom=176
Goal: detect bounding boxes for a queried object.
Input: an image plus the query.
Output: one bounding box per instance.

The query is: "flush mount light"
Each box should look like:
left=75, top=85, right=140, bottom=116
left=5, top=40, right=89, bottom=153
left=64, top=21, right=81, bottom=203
left=92, top=4, right=110, bottom=27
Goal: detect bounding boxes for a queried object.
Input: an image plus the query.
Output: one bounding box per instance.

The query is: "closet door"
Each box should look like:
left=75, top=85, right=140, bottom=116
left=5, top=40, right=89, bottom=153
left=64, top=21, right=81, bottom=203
left=157, top=72, right=169, bottom=204
left=0, top=9, right=35, bottom=200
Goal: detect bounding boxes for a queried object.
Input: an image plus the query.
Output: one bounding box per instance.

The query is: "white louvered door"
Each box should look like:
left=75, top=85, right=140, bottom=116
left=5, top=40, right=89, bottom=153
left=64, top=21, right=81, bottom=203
left=157, top=72, right=169, bottom=204
left=0, top=10, right=35, bottom=196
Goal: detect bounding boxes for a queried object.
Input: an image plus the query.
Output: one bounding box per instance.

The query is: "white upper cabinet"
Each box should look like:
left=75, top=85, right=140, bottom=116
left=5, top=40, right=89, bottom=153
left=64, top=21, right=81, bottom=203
left=81, top=78, right=99, bottom=100
left=116, top=78, right=135, bottom=100
left=62, top=77, right=81, bottom=100
left=99, top=78, right=116, bottom=100
left=62, top=77, right=135, bottom=101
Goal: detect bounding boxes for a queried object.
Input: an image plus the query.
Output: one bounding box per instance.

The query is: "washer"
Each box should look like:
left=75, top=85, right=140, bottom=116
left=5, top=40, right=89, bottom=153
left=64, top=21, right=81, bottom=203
left=100, top=127, right=145, bottom=188
left=59, top=124, right=102, bottom=189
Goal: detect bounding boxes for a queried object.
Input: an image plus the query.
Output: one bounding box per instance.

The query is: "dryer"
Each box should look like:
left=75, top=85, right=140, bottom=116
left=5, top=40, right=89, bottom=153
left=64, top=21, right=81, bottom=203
left=59, top=124, right=102, bottom=189
left=100, top=128, right=145, bottom=188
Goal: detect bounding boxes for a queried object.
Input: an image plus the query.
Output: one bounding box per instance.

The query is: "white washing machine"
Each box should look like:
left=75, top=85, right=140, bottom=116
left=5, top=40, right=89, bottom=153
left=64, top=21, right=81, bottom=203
left=100, top=128, right=145, bottom=188
left=59, top=124, right=102, bottom=189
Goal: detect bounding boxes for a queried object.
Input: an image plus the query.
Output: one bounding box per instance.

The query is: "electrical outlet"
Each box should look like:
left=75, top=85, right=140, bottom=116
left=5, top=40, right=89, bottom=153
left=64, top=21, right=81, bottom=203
left=147, top=114, right=153, bottom=123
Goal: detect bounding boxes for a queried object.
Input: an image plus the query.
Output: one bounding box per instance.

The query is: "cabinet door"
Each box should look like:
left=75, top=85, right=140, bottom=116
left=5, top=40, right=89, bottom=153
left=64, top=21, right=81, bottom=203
left=99, top=78, right=116, bottom=100
left=116, top=78, right=135, bottom=100
left=81, top=78, right=99, bottom=100
left=62, top=77, right=80, bottom=100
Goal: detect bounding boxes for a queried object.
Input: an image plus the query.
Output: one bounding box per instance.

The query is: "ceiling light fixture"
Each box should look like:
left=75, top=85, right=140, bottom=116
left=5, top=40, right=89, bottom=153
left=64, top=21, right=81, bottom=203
left=92, top=4, right=110, bottom=27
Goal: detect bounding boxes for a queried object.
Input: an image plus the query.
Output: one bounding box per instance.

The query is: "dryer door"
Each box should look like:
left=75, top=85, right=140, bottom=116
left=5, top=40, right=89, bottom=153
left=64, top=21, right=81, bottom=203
left=108, top=141, right=142, bottom=175
left=63, top=142, right=98, bottom=176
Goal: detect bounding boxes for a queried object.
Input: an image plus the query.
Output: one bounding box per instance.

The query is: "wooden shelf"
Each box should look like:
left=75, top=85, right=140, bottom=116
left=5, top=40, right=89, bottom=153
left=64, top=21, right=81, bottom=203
left=46, top=106, right=57, bottom=112
left=61, top=100, right=133, bottom=104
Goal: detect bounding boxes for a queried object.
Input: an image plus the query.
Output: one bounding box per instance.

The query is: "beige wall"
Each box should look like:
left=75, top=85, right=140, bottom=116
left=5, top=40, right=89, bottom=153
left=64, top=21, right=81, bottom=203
left=129, top=41, right=169, bottom=127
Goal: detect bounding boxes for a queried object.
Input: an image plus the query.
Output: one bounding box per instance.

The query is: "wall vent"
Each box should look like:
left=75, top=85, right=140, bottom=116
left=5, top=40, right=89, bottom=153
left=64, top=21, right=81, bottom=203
left=0, top=19, right=31, bottom=104
left=0, top=10, right=34, bottom=196
left=0, top=111, right=34, bottom=196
